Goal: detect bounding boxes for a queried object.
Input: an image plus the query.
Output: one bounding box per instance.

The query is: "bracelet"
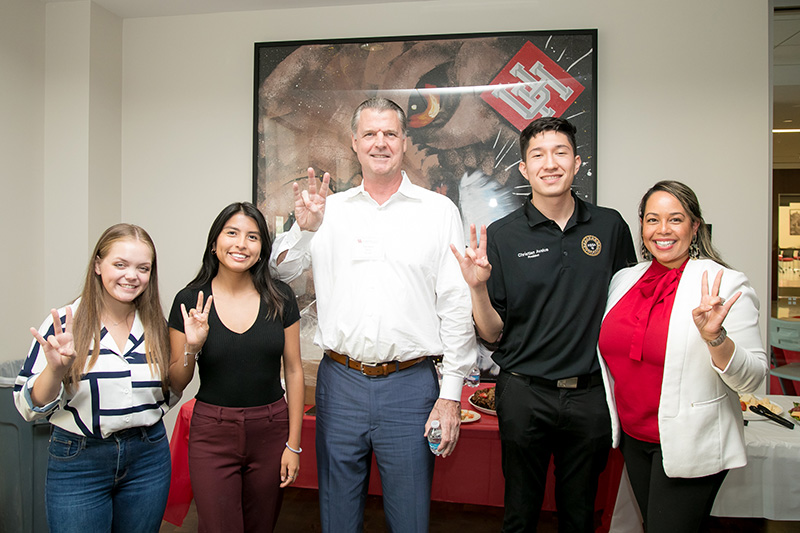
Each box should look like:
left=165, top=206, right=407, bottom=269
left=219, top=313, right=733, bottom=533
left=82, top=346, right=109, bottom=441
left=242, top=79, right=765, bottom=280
left=183, top=344, right=201, bottom=367
left=706, top=326, right=727, bottom=347
left=285, top=442, right=302, bottom=454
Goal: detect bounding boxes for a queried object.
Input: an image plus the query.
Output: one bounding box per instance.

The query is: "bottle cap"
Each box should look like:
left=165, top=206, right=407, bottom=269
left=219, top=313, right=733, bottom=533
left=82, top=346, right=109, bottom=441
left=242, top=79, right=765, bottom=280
left=431, top=420, right=440, bottom=428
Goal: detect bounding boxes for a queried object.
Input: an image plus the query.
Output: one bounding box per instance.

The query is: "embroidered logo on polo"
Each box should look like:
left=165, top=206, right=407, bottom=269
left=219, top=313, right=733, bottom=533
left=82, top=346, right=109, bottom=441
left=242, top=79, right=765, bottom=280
left=517, top=247, right=550, bottom=259
left=581, top=235, right=602, bottom=257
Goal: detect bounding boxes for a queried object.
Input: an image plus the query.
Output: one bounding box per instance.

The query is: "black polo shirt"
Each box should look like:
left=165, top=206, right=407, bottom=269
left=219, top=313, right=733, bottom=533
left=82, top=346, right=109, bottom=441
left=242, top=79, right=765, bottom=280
left=486, top=193, right=636, bottom=379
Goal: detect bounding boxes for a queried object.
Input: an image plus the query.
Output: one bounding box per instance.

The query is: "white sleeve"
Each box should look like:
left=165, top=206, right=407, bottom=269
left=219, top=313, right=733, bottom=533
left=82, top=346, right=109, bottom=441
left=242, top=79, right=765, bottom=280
left=435, top=203, right=479, bottom=401
left=268, top=222, right=316, bottom=283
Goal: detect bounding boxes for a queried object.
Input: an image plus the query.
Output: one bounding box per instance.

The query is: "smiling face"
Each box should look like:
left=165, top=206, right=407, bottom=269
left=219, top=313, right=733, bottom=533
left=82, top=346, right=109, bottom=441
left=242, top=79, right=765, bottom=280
left=94, top=238, right=153, bottom=305
left=518, top=130, right=581, bottom=201
left=214, top=212, right=262, bottom=274
left=641, top=190, right=700, bottom=269
left=351, top=108, right=407, bottom=182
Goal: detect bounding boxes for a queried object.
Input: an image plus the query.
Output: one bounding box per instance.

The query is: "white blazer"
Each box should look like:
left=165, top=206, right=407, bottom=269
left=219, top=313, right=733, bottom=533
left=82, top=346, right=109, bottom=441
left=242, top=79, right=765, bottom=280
left=598, top=259, right=768, bottom=478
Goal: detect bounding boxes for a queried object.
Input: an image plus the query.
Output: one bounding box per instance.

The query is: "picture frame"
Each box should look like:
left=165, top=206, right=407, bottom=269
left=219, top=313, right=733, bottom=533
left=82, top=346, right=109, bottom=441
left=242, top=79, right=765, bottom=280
left=253, top=29, right=598, bottom=377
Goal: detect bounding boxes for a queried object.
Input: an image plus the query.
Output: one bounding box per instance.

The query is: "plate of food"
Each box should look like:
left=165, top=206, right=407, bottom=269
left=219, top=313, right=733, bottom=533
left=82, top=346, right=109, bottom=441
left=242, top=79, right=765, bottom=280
left=461, top=409, right=481, bottom=423
left=790, top=402, right=800, bottom=422
left=468, top=387, right=496, bottom=416
left=740, top=393, right=783, bottom=420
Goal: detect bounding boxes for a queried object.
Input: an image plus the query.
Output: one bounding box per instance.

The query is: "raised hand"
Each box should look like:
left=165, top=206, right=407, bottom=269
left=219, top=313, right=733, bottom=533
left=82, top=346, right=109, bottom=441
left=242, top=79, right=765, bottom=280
left=450, top=224, right=492, bottom=288
left=181, top=291, right=213, bottom=349
left=30, top=307, right=76, bottom=375
left=293, top=167, right=330, bottom=232
left=692, top=270, right=741, bottom=343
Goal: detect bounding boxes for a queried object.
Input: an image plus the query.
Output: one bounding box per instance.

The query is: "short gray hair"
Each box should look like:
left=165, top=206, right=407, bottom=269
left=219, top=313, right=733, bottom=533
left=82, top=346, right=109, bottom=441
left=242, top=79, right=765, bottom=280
left=350, top=97, right=407, bottom=137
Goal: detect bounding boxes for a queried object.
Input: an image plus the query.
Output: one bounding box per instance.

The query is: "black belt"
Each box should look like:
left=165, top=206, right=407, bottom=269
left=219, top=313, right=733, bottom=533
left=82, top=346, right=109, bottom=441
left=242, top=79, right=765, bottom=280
left=325, top=350, right=426, bottom=377
left=508, top=370, right=603, bottom=390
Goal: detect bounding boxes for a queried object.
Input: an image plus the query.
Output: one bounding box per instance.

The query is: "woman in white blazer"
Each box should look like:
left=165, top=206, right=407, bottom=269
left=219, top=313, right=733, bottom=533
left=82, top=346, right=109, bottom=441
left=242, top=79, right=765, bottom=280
left=597, top=181, right=767, bottom=533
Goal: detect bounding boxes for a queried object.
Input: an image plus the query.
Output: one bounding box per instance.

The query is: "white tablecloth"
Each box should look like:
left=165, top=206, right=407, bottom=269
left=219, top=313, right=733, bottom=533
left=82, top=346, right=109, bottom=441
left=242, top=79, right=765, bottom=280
left=611, top=395, right=800, bottom=531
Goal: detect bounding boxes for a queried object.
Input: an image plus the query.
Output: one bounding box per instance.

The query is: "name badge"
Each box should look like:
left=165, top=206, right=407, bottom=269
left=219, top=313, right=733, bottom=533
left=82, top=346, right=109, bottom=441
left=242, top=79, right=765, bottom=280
left=353, top=236, right=384, bottom=261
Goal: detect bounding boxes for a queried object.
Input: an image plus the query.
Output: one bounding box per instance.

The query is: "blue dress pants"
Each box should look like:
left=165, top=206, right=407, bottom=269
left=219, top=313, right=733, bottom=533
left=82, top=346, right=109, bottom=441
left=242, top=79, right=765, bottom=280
left=315, top=354, right=438, bottom=533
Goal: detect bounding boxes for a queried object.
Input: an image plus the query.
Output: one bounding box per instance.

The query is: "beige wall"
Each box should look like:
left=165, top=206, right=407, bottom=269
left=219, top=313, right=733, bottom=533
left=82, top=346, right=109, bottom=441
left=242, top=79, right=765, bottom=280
left=121, top=0, right=771, bottom=321
left=1, top=0, right=45, bottom=365
left=1, top=0, right=771, bottom=414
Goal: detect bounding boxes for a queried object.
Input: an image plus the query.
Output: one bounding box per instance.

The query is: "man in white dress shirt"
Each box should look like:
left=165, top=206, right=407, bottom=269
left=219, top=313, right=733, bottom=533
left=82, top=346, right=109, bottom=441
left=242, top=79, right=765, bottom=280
left=271, top=97, right=477, bottom=532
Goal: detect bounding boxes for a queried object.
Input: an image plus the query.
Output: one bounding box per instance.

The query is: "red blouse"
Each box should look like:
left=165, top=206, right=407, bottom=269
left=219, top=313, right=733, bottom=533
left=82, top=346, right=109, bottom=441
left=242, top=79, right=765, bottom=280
left=598, top=259, right=687, bottom=443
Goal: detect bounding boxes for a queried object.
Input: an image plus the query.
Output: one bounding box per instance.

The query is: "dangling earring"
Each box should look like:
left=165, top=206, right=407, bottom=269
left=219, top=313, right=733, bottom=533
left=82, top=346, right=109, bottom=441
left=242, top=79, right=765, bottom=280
left=689, top=234, right=700, bottom=260
left=640, top=242, right=652, bottom=261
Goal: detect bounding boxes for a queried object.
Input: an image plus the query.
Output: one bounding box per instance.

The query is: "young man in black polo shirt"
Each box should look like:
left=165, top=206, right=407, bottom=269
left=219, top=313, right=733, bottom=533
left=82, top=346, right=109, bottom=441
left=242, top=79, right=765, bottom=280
left=452, top=116, right=636, bottom=532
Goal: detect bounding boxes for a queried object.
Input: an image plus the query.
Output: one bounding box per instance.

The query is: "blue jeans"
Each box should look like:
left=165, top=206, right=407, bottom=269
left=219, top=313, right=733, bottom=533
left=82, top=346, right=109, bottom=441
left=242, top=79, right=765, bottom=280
left=45, top=421, right=171, bottom=533
left=315, top=354, right=438, bottom=533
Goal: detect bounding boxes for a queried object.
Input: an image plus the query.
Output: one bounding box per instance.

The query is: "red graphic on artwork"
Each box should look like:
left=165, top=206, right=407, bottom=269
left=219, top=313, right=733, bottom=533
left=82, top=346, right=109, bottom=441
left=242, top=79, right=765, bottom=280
left=482, top=41, right=585, bottom=132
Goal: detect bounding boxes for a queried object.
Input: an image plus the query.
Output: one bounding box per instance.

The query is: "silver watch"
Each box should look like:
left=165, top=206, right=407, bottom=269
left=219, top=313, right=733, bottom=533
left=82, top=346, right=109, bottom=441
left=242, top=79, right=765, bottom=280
left=707, top=326, right=727, bottom=347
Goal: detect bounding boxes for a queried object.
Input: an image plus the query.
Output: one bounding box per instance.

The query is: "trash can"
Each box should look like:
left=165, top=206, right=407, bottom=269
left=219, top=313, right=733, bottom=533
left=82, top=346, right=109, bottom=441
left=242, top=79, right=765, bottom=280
left=0, top=359, right=50, bottom=533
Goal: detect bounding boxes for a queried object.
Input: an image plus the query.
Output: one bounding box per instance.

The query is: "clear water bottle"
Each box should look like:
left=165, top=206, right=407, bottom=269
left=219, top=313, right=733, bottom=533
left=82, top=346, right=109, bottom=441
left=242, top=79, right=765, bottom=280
left=465, top=363, right=480, bottom=388
left=428, top=420, right=442, bottom=455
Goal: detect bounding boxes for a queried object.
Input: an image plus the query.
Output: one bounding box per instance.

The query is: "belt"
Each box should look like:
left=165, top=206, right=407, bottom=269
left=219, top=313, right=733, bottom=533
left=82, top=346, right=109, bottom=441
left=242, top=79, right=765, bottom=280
left=325, top=350, right=427, bottom=377
left=508, top=370, right=603, bottom=390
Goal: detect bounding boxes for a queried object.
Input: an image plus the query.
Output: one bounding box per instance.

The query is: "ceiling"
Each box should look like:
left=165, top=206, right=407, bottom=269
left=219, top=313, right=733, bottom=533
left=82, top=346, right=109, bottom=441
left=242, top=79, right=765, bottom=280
left=40, top=0, right=800, bottom=166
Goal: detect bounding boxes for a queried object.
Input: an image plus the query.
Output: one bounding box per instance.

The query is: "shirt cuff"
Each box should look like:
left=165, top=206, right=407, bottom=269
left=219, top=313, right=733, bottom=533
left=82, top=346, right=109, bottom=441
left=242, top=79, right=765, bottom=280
left=24, top=374, right=63, bottom=413
left=711, top=341, right=737, bottom=374
left=439, top=375, right=463, bottom=402
left=280, top=222, right=315, bottom=252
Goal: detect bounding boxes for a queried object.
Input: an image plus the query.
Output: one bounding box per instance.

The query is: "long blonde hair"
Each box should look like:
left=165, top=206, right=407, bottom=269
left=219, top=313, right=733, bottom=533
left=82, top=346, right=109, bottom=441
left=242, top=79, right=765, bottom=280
left=68, top=224, right=169, bottom=392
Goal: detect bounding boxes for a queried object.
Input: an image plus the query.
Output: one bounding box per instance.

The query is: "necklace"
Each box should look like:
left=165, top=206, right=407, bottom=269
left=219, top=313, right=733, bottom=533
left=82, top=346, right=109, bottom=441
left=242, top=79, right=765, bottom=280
left=107, top=309, right=135, bottom=327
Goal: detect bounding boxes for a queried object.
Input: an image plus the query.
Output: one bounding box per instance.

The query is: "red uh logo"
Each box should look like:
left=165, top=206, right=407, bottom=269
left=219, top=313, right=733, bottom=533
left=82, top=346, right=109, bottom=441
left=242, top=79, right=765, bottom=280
left=482, top=41, right=585, bottom=131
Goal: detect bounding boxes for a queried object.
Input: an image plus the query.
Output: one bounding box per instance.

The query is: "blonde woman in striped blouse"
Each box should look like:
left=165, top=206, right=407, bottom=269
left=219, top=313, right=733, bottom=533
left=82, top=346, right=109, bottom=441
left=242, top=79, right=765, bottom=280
left=14, top=223, right=176, bottom=533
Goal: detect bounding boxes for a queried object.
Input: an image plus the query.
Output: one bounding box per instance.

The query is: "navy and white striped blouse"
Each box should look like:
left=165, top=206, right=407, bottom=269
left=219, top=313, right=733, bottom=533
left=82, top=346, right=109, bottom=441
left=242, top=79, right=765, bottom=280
left=14, top=299, right=177, bottom=438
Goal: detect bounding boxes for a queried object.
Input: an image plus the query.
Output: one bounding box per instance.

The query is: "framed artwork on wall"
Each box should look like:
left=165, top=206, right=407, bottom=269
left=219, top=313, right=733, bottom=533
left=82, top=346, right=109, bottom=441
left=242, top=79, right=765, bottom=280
left=253, top=29, right=598, bottom=375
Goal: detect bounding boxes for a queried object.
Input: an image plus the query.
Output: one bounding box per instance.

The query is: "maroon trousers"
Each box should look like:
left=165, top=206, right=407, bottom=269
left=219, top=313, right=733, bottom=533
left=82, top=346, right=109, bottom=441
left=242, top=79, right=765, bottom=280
left=189, top=398, right=289, bottom=533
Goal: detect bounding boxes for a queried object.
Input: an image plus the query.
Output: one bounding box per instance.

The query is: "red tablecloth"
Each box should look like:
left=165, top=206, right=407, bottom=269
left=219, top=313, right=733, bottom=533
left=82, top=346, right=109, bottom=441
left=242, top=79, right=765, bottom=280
left=162, top=398, right=195, bottom=526
left=163, top=386, right=623, bottom=531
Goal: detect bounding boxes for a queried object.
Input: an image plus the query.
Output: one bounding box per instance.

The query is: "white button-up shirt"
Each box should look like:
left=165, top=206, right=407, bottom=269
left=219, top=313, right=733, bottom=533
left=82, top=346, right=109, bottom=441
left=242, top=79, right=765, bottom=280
left=271, top=173, right=477, bottom=401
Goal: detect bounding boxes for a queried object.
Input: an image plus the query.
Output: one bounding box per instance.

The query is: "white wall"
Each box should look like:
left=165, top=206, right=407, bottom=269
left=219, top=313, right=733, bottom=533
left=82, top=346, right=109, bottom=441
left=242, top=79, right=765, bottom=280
left=0, top=0, right=45, bottom=365
left=43, top=1, right=123, bottom=311
left=120, top=0, right=770, bottom=427
left=0, top=0, right=772, bottom=408
left=122, top=0, right=771, bottom=312
left=0, top=0, right=122, bottom=366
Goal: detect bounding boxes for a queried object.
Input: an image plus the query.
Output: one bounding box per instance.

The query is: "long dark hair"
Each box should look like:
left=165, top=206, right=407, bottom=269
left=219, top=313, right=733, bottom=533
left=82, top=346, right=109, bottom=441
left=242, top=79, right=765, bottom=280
left=188, top=202, right=285, bottom=318
left=72, top=224, right=169, bottom=392
left=638, top=180, right=730, bottom=269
